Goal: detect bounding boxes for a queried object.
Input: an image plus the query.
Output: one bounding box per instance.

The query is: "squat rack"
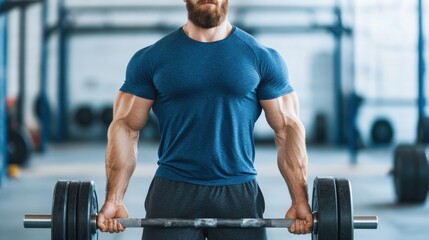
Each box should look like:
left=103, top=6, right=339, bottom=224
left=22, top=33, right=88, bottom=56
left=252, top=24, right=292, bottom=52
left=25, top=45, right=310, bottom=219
left=417, top=0, right=426, bottom=126
left=0, top=0, right=42, bottom=185
left=0, top=0, right=7, bottom=186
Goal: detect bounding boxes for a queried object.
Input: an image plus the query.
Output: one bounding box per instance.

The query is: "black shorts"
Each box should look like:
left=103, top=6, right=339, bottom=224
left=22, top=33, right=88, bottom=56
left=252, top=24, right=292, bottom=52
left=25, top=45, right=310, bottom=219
left=142, top=176, right=267, bottom=240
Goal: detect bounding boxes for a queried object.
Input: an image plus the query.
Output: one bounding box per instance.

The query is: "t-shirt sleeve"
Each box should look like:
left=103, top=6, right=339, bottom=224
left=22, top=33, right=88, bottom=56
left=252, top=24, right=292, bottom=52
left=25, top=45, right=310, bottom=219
left=257, top=48, right=294, bottom=100
left=119, top=48, right=157, bottom=100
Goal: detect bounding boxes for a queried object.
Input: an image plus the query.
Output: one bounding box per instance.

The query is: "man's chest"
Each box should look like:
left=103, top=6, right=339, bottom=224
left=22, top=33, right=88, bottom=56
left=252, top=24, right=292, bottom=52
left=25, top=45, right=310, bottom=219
left=152, top=55, right=260, bottom=99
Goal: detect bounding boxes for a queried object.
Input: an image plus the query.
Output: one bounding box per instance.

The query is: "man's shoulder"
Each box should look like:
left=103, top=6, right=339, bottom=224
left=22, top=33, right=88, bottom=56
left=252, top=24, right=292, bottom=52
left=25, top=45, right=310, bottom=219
left=153, top=28, right=183, bottom=46
left=133, top=28, right=182, bottom=58
left=233, top=27, right=260, bottom=48
left=233, top=27, right=283, bottom=64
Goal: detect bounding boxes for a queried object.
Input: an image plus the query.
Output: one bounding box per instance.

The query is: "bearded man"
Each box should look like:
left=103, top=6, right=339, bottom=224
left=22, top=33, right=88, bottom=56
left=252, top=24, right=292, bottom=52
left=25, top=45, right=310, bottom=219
left=97, top=0, right=313, bottom=239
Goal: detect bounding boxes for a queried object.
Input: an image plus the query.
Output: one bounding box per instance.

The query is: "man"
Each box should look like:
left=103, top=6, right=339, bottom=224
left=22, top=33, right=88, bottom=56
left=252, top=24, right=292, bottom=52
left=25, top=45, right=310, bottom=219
left=97, top=0, right=313, bottom=239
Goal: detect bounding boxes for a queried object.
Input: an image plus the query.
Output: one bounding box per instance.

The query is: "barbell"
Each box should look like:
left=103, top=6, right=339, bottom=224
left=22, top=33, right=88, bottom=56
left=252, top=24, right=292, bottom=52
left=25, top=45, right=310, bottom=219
left=23, top=177, right=378, bottom=240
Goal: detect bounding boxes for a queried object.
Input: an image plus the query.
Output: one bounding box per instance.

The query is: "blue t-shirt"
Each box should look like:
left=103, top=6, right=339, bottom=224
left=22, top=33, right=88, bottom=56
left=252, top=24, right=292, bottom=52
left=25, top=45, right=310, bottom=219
left=120, top=26, right=293, bottom=186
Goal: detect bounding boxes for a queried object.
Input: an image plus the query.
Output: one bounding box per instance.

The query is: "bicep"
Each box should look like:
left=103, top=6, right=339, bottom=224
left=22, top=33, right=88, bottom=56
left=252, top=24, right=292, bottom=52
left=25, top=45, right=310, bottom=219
left=112, top=91, right=154, bottom=131
left=259, top=92, right=301, bottom=133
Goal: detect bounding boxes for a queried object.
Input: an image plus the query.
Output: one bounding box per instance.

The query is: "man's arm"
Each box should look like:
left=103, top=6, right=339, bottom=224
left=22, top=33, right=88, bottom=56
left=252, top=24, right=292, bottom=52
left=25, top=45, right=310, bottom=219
left=259, top=92, right=312, bottom=234
left=97, top=91, right=154, bottom=233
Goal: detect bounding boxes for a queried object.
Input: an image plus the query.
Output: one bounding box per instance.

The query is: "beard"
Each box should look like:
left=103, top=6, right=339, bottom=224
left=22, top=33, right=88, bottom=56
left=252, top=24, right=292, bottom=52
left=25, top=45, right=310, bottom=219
left=186, top=0, right=229, bottom=29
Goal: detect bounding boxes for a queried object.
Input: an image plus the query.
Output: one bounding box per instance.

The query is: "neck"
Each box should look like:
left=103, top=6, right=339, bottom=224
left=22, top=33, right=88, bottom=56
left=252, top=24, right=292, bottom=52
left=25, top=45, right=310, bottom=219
left=183, top=20, right=232, bottom=42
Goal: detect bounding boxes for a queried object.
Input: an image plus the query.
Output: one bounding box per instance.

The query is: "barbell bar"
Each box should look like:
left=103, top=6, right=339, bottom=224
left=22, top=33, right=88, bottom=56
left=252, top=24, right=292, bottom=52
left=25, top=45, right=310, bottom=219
left=24, top=215, right=377, bottom=229
left=23, top=177, right=378, bottom=240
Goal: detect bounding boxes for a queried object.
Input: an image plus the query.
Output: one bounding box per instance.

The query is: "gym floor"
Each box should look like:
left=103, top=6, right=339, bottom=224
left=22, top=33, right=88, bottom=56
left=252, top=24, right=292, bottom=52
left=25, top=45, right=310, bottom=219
left=1, top=142, right=428, bottom=240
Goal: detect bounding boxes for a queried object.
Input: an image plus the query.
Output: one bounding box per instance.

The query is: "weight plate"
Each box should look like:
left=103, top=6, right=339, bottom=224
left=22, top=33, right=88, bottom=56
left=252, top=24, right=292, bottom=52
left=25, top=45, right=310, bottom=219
left=52, top=180, right=70, bottom=240
left=67, top=181, right=81, bottom=240
left=416, top=150, right=429, bottom=202
left=393, top=144, right=428, bottom=203
left=312, top=177, right=339, bottom=240
left=74, top=106, right=95, bottom=128
left=77, top=181, right=98, bottom=240
left=100, top=106, right=113, bottom=127
left=7, top=128, right=32, bottom=166
left=90, top=182, right=99, bottom=237
left=370, top=118, right=393, bottom=144
left=335, top=178, right=354, bottom=240
left=312, top=112, right=328, bottom=145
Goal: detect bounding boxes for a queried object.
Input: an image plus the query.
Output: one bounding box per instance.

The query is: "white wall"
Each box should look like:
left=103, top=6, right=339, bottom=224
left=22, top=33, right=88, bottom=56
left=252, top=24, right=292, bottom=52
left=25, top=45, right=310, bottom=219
left=354, top=0, right=428, bottom=144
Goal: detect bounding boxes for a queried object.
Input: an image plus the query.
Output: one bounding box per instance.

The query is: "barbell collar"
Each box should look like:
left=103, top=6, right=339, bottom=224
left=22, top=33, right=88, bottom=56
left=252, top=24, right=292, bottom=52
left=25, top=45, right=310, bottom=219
left=23, top=214, right=51, bottom=228
left=353, top=216, right=378, bottom=229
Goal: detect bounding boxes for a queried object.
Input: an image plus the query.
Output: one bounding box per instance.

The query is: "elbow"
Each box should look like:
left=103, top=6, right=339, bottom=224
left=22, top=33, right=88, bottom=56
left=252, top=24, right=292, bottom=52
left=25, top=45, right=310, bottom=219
left=274, top=115, right=305, bottom=136
left=108, top=118, right=140, bottom=142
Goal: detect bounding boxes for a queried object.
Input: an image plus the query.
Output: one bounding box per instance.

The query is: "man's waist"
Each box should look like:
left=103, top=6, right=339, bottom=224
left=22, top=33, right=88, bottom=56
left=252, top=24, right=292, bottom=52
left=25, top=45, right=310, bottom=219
left=154, top=166, right=256, bottom=186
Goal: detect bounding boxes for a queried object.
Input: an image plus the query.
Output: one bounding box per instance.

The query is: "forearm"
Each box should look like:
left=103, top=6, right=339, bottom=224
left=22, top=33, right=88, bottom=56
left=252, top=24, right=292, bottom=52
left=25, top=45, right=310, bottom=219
left=105, top=119, right=139, bottom=203
left=275, top=117, right=309, bottom=205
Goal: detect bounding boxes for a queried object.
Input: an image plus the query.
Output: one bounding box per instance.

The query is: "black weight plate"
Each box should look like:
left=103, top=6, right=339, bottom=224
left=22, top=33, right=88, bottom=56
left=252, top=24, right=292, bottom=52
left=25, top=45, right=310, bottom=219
left=371, top=118, right=393, bottom=144
left=394, top=145, right=415, bottom=202
left=312, top=112, right=328, bottom=145
left=312, top=177, right=339, bottom=240
left=335, top=178, right=354, bottom=240
left=52, top=180, right=70, bottom=240
left=74, top=106, right=95, bottom=128
left=100, top=106, right=113, bottom=127
left=393, top=144, right=428, bottom=203
left=91, top=183, right=98, bottom=236
left=77, top=181, right=98, bottom=240
left=67, top=181, right=81, bottom=240
left=414, top=146, right=429, bottom=203
left=7, top=128, right=33, bottom=166
left=90, top=181, right=99, bottom=237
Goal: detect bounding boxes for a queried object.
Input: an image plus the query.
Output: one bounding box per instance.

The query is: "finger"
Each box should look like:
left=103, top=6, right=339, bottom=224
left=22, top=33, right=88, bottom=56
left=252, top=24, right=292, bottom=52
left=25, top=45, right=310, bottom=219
left=295, top=222, right=301, bottom=233
left=97, top=213, right=107, bottom=231
left=305, top=224, right=312, bottom=234
left=291, top=222, right=301, bottom=234
left=301, top=220, right=309, bottom=234
left=107, top=219, right=122, bottom=233
left=300, top=220, right=306, bottom=232
left=112, top=219, right=120, bottom=233
left=306, top=216, right=313, bottom=233
left=113, top=220, right=125, bottom=233
left=118, top=222, right=125, bottom=232
left=113, top=219, right=120, bottom=233
left=294, top=222, right=302, bottom=234
left=107, top=219, right=116, bottom=233
left=295, top=220, right=305, bottom=234
left=302, top=221, right=308, bottom=234
left=288, top=223, right=295, bottom=234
